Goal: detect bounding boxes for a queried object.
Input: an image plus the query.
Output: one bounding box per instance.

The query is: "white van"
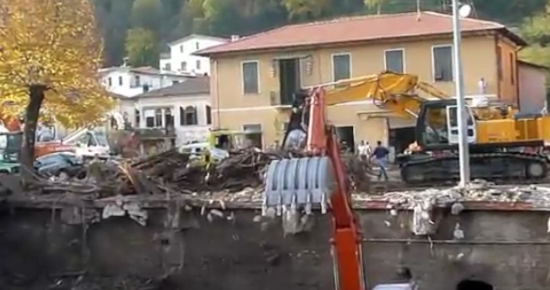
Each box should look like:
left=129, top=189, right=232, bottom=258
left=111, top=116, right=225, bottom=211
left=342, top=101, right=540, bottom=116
left=178, top=142, right=229, bottom=163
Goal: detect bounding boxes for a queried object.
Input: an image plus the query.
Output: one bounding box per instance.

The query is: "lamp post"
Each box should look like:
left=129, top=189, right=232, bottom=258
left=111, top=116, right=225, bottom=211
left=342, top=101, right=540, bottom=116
left=451, top=0, right=471, bottom=186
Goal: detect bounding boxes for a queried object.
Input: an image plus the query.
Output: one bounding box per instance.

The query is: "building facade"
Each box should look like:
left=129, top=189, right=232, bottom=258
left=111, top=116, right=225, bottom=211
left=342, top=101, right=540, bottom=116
left=99, top=66, right=191, bottom=98
left=196, top=11, right=541, bottom=151
left=116, top=77, right=212, bottom=146
left=518, top=60, right=548, bottom=113
left=160, top=34, right=228, bottom=76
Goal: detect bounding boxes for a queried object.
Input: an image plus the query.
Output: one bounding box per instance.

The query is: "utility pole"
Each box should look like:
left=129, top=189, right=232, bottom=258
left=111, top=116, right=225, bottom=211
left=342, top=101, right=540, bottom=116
left=451, top=0, right=471, bottom=186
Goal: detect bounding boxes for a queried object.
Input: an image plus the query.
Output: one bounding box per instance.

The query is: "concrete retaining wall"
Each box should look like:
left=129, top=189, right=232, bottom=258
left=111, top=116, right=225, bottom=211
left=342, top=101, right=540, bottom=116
left=0, top=205, right=548, bottom=289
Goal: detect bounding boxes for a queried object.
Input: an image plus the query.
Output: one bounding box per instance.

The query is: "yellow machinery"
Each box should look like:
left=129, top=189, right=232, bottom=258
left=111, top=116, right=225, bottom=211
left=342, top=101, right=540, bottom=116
left=208, top=129, right=256, bottom=150
left=281, top=71, right=550, bottom=184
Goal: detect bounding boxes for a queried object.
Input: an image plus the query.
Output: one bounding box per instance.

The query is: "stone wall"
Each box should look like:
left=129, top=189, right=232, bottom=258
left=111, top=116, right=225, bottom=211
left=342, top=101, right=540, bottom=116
left=0, top=205, right=548, bottom=290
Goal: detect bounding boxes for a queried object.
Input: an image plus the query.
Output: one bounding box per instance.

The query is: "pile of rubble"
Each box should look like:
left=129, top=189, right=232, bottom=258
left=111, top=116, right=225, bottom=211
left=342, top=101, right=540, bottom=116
left=356, top=180, right=550, bottom=235
left=12, top=148, right=373, bottom=197
left=360, top=180, right=550, bottom=207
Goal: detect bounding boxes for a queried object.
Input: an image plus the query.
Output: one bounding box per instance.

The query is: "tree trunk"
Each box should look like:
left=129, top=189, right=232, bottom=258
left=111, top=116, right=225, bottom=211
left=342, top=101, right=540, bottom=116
left=20, top=85, right=46, bottom=180
left=377, top=4, right=381, bottom=14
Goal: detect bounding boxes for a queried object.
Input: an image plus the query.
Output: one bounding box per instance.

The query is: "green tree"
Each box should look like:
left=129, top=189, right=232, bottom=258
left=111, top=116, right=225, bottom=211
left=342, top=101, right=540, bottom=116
left=203, top=0, right=244, bottom=35
left=93, top=0, right=134, bottom=66
left=519, top=2, right=550, bottom=104
left=519, top=3, right=550, bottom=67
left=364, top=0, right=386, bottom=14
left=131, top=0, right=162, bottom=31
left=281, top=0, right=330, bottom=20
left=125, top=28, right=160, bottom=67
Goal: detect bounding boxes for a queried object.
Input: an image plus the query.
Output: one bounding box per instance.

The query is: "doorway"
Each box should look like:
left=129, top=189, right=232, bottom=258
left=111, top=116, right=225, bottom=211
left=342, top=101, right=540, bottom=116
left=456, top=280, right=493, bottom=290
left=389, top=127, right=415, bottom=154
left=279, top=58, right=301, bottom=105
left=336, top=126, right=355, bottom=152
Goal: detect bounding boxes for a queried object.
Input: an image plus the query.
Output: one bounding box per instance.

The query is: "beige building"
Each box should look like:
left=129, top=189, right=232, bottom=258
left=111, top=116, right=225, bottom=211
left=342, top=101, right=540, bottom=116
left=196, top=11, right=531, bottom=151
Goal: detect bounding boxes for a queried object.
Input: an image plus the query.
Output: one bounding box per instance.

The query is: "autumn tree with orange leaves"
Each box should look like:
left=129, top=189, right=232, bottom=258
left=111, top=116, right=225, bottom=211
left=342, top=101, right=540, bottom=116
left=0, top=0, right=114, bottom=170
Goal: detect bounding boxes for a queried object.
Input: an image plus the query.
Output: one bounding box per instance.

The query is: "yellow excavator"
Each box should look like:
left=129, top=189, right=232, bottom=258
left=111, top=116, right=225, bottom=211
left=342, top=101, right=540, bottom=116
left=281, top=71, right=550, bottom=184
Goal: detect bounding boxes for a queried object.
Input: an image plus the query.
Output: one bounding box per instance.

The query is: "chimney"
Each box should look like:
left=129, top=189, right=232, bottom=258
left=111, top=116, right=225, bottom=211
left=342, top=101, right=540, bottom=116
left=122, top=57, right=129, bottom=67
left=230, top=35, right=240, bottom=42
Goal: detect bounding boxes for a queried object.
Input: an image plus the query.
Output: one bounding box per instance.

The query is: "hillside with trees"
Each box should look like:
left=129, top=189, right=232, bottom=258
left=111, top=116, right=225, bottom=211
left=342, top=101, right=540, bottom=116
left=93, top=0, right=550, bottom=68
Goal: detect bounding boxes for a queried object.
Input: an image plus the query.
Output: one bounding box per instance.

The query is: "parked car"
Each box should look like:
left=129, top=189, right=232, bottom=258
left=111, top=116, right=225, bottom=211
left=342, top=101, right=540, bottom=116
left=34, top=152, right=85, bottom=179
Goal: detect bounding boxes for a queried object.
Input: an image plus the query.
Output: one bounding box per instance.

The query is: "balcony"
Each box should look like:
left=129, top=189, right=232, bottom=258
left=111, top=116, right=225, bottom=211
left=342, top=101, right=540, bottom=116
left=269, top=91, right=293, bottom=108
left=134, top=127, right=176, bottom=141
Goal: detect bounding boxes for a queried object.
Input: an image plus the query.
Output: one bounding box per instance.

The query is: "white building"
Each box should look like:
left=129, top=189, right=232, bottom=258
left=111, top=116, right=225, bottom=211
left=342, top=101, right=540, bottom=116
left=159, top=34, right=228, bottom=76
left=99, top=66, right=191, bottom=98
left=116, top=77, right=212, bottom=146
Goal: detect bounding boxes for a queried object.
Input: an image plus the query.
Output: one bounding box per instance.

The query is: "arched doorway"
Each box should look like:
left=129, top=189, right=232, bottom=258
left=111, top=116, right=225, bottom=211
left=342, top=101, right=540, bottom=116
left=456, top=279, right=493, bottom=290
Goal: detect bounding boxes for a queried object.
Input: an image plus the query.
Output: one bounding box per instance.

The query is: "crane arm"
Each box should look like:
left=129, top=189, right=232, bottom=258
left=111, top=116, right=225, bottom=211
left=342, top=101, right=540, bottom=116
left=265, top=87, right=366, bottom=290
left=282, top=72, right=449, bottom=149
left=308, top=87, right=366, bottom=290
left=320, top=72, right=449, bottom=118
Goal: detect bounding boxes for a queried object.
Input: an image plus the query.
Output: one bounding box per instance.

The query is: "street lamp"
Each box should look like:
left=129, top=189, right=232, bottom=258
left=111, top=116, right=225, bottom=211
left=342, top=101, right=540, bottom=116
left=451, top=0, right=472, bottom=187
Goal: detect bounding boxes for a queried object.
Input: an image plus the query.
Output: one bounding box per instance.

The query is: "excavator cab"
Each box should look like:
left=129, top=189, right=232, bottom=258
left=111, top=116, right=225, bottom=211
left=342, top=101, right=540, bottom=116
left=281, top=90, right=309, bottom=150
left=415, top=100, right=477, bottom=150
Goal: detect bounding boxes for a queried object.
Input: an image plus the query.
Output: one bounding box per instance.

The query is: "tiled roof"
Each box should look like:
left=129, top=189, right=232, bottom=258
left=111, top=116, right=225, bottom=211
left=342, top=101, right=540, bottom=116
left=196, top=11, right=524, bottom=56
left=134, top=77, right=210, bottom=98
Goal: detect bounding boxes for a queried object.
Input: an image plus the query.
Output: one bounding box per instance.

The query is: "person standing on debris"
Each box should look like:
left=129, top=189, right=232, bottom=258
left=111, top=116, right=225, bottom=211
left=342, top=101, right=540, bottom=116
left=371, top=140, right=389, bottom=181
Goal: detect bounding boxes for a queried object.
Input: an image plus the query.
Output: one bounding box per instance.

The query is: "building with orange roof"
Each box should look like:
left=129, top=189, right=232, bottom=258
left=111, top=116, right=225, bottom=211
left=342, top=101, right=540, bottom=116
left=196, top=11, right=542, bottom=152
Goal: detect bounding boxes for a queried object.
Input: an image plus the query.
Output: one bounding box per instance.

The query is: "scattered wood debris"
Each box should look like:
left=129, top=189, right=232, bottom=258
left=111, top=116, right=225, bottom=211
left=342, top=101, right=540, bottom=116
left=3, top=148, right=373, bottom=197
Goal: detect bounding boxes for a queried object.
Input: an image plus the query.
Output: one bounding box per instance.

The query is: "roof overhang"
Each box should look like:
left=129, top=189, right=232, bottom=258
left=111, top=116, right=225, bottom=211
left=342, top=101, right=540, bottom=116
left=518, top=60, right=550, bottom=71
left=195, top=29, right=525, bottom=58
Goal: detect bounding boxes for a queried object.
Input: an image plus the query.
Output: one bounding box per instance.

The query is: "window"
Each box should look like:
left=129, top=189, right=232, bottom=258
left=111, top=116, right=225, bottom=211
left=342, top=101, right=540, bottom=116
left=205, top=105, right=212, bottom=125
left=196, top=60, right=201, bottom=70
left=164, top=63, right=171, bottom=71
left=164, top=108, right=174, bottom=128
left=332, top=53, right=351, bottom=81
left=243, top=124, right=262, bottom=132
left=144, top=109, right=155, bottom=127
left=135, top=109, right=140, bottom=127
left=179, top=106, right=198, bottom=126
left=242, top=124, right=263, bottom=148
left=496, top=46, right=503, bottom=80
left=118, top=76, right=123, bottom=86
left=181, top=61, right=187, bottom=71
left=180, top=45, right=184, bottom=53
left=196, top=42, right=200, bottom=50
left=154, top=109, right=162, bottom=127
left=108, top=77, right=112, bottom=86
left=509, top=52, right=515, bottom=84
left=134, top=75, right=141, bottom=87
left=384, top=49, right=404, bottom=73
left=242, top=61, right=259, bottom=94
left=432, top=45, right=453, bottom=82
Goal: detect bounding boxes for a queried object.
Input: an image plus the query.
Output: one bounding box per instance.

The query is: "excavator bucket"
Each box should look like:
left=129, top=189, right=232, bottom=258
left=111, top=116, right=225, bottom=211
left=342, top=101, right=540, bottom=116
left=263, top=156, right=337, bottom=215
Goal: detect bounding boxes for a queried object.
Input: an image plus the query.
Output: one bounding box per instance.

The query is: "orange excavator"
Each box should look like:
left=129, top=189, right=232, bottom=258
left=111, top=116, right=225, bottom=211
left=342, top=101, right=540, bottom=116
left=263, top=85, right=413, bottom=290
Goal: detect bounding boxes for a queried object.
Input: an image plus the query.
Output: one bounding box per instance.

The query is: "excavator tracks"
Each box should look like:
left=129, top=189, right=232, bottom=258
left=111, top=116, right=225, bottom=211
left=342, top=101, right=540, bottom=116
left=400, top=152, right=550, bottom=185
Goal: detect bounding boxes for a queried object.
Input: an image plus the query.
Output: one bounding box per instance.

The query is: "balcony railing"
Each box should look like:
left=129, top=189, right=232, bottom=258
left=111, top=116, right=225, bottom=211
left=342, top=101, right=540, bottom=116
left=269, top=91, right=293, bottom=106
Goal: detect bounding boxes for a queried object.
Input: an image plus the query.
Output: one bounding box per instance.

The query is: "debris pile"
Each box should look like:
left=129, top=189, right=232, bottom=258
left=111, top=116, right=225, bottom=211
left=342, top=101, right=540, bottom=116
left=16, top=148, right=373, bottom=196
left=357, top=180, right=550, bottom=236
left=360, top=179, right=550, bottom=208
